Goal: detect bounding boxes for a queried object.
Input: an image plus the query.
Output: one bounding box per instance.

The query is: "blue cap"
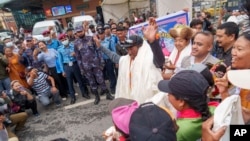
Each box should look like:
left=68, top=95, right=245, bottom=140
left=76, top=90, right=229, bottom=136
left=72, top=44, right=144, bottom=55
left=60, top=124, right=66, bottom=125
left=25, top=36, right=33, bottom=41
left=75, top=26, right=83, bottom=32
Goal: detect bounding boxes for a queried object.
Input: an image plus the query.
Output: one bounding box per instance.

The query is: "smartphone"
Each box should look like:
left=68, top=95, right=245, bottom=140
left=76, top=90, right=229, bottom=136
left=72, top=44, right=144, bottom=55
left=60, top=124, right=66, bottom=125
left=214, top=64, right=227, bottom=78
left=19, top=87, right=25, bottom=91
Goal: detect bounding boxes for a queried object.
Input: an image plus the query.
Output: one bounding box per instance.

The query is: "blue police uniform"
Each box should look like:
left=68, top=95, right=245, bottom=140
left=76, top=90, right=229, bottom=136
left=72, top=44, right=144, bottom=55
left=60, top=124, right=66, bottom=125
left=58, top=43, right=90, bottom=102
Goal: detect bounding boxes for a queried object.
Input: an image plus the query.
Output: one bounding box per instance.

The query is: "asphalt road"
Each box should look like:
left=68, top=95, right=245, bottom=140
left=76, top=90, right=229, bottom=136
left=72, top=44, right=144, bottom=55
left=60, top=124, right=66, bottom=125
left=15, top=88, right=113, bottom=141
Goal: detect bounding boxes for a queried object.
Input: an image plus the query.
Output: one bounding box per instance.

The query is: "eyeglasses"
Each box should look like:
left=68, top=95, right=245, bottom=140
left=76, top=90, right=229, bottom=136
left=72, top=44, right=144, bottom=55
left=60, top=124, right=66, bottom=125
left=26, top=40, right=32, bottom=42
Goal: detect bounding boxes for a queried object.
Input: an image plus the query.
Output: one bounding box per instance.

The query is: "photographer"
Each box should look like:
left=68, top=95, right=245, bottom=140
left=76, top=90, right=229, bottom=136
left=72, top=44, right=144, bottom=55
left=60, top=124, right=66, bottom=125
left=0, top=112, right=19, bottom=141
left=0, top=91, right=28, bottom=141
left=9, top=80, right=39, bottom=116
left=26, top=66, right=61, bottom=106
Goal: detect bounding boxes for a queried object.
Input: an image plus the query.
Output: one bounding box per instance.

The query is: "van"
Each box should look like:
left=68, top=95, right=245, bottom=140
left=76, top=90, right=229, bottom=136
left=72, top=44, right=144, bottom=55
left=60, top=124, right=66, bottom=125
left=32, top=20, right=63, bottom=41
left=71, top=15, right=96, bottom=29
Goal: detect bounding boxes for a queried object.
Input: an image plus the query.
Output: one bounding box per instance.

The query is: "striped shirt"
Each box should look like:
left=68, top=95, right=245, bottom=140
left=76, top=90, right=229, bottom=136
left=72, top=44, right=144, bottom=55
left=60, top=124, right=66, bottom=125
left=27, top=72, right=50, bottom=95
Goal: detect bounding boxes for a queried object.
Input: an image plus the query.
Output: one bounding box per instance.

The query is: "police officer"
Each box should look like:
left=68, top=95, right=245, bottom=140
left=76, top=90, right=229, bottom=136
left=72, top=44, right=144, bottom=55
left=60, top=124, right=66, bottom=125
left=97, top=25, right=117, bottom=94
left=58, top=34, right=90, bottom=104
left=74, top=26, right=114, bottom=105
left=66, top=28, right=75, bottom=43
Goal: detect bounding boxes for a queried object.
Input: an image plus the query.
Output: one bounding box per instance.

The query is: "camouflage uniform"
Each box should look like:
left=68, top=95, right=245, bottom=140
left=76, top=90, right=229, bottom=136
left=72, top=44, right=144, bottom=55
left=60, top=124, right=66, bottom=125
left=74, top=36, right=107, bottom=92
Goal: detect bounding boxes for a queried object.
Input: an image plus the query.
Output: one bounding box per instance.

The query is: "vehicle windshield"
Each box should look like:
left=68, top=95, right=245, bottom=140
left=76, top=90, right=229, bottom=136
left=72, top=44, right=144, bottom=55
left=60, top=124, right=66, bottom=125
left=73, top=20, right=95, bottom=28
left=32, top=26, right=50, bottom=35
left=0, top=32, right=9, bottom=37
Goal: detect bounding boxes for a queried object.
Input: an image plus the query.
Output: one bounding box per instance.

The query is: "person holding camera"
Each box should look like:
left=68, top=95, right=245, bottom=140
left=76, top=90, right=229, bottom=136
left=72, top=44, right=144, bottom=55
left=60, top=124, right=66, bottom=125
left=26, top=66, right=61, bottom=106
left=8, top=80, right=39, bottom=116
left=0, top=91, right=28, bottom=141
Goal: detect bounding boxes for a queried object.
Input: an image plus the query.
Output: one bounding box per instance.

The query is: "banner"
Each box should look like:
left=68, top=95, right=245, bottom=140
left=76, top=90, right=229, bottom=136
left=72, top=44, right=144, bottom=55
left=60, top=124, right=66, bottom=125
left=129, top=11, right=189, bottom=56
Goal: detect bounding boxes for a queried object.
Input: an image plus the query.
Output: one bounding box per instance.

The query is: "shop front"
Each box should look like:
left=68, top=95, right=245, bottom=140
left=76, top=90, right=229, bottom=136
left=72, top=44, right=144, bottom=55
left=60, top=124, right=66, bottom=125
left=43, top=0, right=100, bottom=29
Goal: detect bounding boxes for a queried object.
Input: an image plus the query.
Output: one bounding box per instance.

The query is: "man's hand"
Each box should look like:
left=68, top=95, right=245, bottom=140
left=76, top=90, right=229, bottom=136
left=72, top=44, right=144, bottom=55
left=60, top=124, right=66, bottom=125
left=20, top=90, right=28, bottom=96
left=71, top=52, right=76, bottom=57
left=51, top=87, right=58, bottom=94
left=165, top=61, right=176, bottom=70
left=242, top=107, right=250, bottom=124
left=220, top=8, right=226, bottom=17
left=62, top=72, right=66, bottom=77
left=142, top=17, right=158, bottom=43
left=215, top=72, right=230, bottom=100
left=93, top=35, right=101, bottom=48
left=29, top=71, right=36, bottom=79
left=202, top=117, right=227, bottom=141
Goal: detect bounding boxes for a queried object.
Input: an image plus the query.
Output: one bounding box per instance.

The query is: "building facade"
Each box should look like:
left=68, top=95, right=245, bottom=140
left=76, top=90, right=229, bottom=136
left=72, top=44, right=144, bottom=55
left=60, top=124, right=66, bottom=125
left=0, top=10, right=17, bottom=31
left=43, top=0, right=101, bottom=28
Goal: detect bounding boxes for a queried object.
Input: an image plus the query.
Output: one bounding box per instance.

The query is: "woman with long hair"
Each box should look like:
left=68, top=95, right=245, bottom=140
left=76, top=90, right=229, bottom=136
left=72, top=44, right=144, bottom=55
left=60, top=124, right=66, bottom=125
left=4, top=47, right=29, bottom=88
left=33, top=41, right=68, bottom=100
left=158, top=70, right=216, bottom=141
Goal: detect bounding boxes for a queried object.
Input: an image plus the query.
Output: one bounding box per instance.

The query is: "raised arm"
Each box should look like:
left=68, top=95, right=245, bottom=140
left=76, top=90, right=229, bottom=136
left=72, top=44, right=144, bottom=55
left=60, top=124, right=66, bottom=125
left=143, top=17, right=165, bottom=70
left=93, top=35, right=121, bottom=64
left=74, top=42, right=84, bottom=71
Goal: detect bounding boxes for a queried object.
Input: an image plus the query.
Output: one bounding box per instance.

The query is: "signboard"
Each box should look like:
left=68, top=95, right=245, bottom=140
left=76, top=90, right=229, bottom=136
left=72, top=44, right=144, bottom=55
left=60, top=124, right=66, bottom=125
left=51, top=6, right=66, bottom=16
left=65, top=5, right=72, bottom=13
left=129, top=11, right=189, bottom=55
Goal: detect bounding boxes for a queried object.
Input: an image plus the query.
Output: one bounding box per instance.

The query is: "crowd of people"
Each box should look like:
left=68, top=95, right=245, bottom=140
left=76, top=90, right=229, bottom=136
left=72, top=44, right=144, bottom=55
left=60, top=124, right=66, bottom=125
left=0, top=1, right=250, bottom=141
left=103, top=2, right=250, bottom=141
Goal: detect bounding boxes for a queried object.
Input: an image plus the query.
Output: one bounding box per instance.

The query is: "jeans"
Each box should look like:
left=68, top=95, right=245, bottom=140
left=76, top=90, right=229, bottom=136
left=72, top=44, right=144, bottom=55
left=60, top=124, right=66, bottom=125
left=64, top=62, right=88, bottom=99
left=39, top=87, right=61, bottom=106
left=0, top=77, right=11, bottom=92
left=103, top=59, right=117, bottom=91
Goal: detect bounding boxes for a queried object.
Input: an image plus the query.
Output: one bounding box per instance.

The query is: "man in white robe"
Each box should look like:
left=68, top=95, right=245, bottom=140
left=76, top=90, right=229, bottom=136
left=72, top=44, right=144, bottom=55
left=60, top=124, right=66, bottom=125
left=94, top=18, right=164, bottom=103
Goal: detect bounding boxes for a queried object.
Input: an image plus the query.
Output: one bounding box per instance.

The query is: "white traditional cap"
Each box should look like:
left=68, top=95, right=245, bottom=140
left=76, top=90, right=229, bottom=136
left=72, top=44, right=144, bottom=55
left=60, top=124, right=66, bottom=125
left=228, top=70, right=250, bottom=90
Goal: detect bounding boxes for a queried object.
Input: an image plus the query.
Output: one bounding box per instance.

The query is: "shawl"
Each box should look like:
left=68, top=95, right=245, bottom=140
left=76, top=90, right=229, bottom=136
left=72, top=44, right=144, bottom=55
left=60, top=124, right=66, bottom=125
left=115, top=40, right=163, bottom=104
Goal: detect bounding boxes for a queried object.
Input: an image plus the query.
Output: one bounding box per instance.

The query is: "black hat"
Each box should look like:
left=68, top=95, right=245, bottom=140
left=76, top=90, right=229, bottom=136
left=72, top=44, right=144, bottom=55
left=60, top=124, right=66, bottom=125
left=129, top=102, right=177, bottom=141
left=177, top=63, right=214, bottom=87
left=158, top=70, right=209, bottom=100
left=122, top=35, right=143, bottom=48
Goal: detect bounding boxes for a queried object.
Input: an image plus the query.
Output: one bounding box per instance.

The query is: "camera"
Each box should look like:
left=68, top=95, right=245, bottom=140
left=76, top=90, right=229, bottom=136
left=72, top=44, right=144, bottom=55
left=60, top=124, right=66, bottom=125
left=0, top=112, right=12, bottom=127
left=3, top=116, right=12, bottom=127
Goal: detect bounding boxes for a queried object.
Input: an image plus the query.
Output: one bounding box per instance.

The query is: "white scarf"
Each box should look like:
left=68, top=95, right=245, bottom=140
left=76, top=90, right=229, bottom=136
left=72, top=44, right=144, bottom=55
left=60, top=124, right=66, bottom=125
left=212, top=95, right=244, bottom=141
left=115, top=40, right=163, bottom=104
left=168, top=43, right=192, bottom=68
